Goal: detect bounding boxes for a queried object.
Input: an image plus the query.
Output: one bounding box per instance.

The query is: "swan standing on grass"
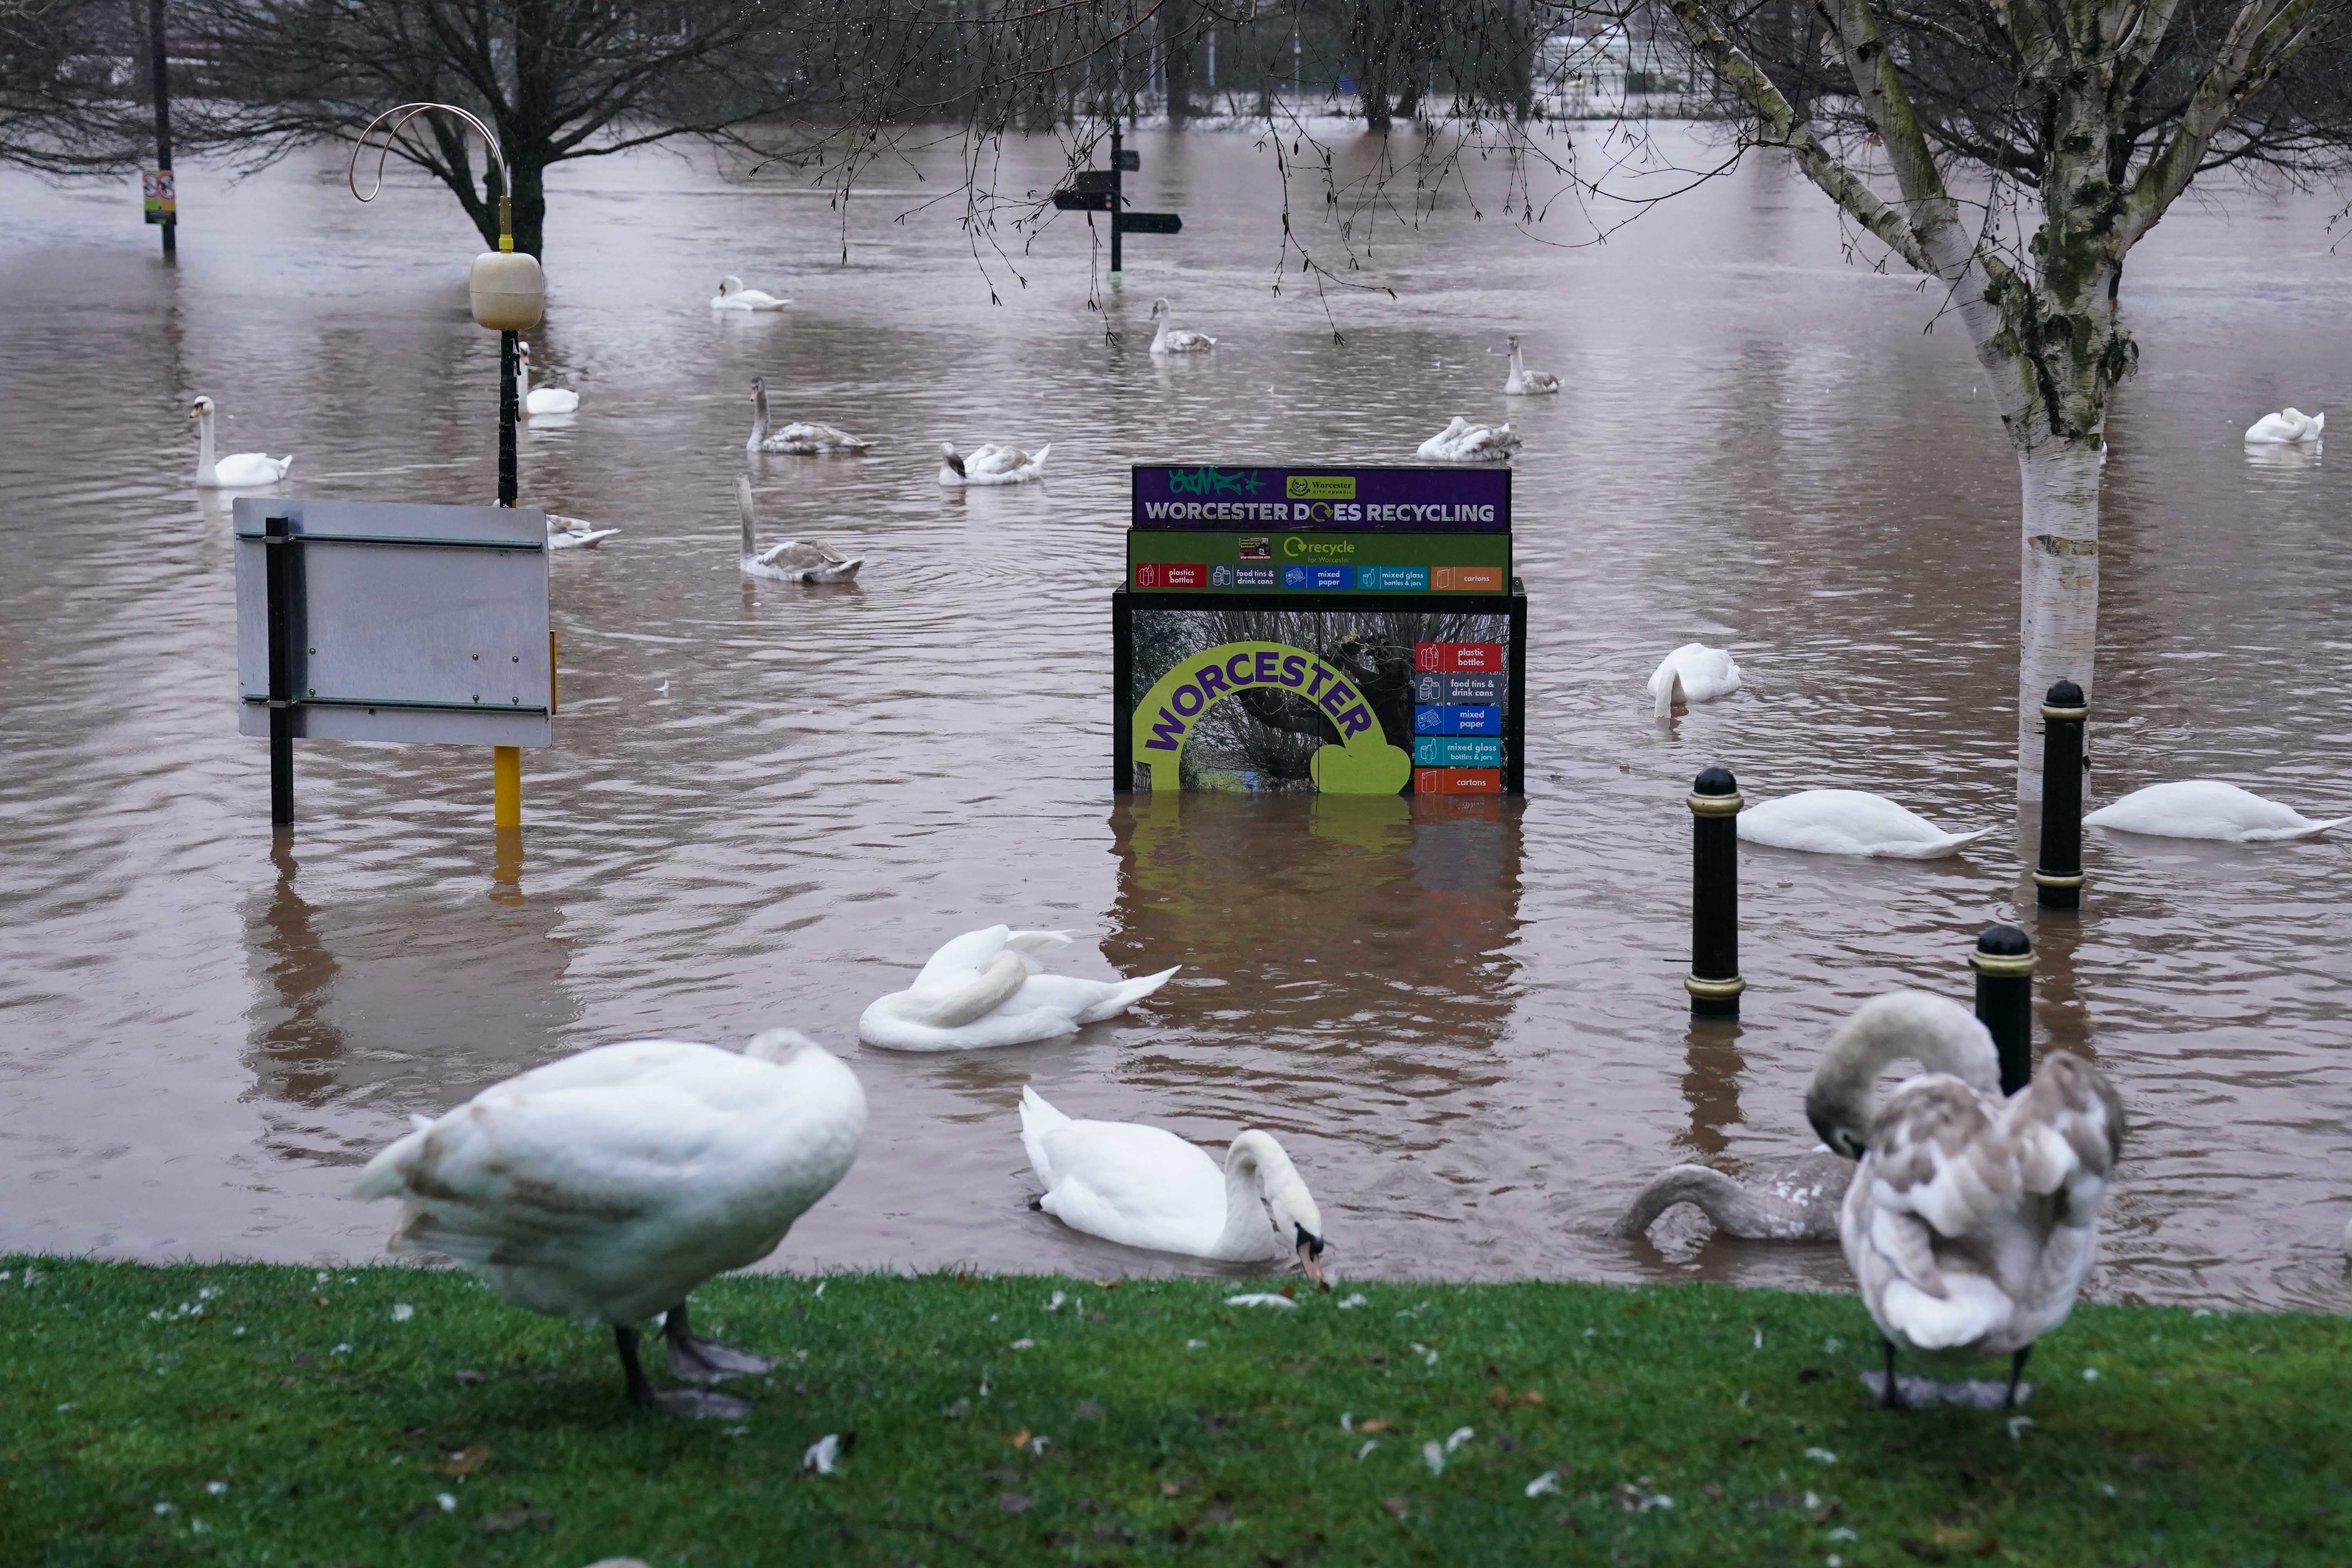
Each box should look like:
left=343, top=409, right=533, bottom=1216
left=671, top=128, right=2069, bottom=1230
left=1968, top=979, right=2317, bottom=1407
left=547, top=512, right=620, bottom=550
left=2084, top=779, right=2348, bottom=841
left=1810, top=992, right=2123, bottom=1410
left=737, top=475, right=859, bottom=583
left=1020, top=1087, right=1328, bottom=1283
left=710, top=275, right=789, bottom=311
left=857, top=926, right=1177, bottom=1051
left=1503, top=336, right=1559, bottom=396
left=2243, top=407, right=2324, bottom=444
left=1648, top=643, right=1742, bottom=718
left=938, top=441, right=1050, bottom=487
left=1608, top=1151, right=1851, bottom=1243
left=1416, top=416, right=1521, bottom=463
left=353, top=1028, right=866, bottom=1419
left=1148, top=297, right=1215, bottom=354
left=1737, top=790, right=1993, bottom=858
left=747, top=377, right=871, bottom=454
left=188, top=396, right=292, bottom=489
left=516, top=344, right=578, bottom=416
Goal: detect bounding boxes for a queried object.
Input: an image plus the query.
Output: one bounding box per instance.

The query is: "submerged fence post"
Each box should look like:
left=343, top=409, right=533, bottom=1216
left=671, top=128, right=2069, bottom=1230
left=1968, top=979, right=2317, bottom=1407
left=2035, top=679, right=2087, bottom=909
left=1970, top=924, right=2036, bottom=1095
left=1685, top=767, right=1743, bottom=1017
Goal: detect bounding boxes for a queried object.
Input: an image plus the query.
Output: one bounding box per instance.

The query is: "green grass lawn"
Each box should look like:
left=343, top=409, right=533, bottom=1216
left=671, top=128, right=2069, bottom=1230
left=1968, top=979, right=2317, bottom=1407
left=3, top=1257, right=2344, bottom=1566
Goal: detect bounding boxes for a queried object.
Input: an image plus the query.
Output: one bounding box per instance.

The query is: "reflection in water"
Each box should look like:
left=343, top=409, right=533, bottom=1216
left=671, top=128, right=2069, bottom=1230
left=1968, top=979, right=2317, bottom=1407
left=1677, top=1016, right=1745, bottom=1163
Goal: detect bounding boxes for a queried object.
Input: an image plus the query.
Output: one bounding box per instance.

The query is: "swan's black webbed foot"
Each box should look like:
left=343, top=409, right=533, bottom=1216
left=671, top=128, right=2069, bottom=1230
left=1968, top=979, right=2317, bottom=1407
left=615, top=1322, right=756, bottom=1419
left=662, top=1301, right=774, bottom=1383
left=2003, top=1345, right=2033, bottom=1410
left=1880, top=1338, right=1907, bottom=1411
left=1028, top=1195, right=1045, bottom=1211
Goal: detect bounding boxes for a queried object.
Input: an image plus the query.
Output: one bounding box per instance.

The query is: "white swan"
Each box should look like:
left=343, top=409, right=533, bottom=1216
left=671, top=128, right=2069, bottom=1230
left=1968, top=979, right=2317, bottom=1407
left=857, top=926, right=1177, bottom=1051
left=1737, top=790, right=1993, bottom=858
left=548, top=512, right=620, bottom=550
left=2243, top=407, right=2324, bottom=444
left=1148, top=297, right=1215, bottom=355
left=2083, top=779, right=2348, bottom=842
left=1416, top=416, right=1521, bottom=463
left=353, top=1028, right=866, bottom=1418
left=747, top=377, right=871, bottom=454
left=1608, top=1151, right=1851, bottom=1243
left=1020, top=1086, right=1327, bottom=1282
left=737, top=475, right=858, bottom=583
left=1503, top=336, right=1559, bottom=396
left=711, top=275, right=789, bottom=311
left=517, top=344, right=579, bottom=416
left=938, top=441, right=1049, bottom=487
left=1809, top=991, right=2123, bottom=1409
left=1648, top=643, right=1742, bottom=718
left=188, top=396, right=292, bottom=489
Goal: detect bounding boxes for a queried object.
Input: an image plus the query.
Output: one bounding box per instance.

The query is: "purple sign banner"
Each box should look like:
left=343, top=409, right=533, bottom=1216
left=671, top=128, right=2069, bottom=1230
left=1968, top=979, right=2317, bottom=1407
left=1132, top=465, right=1511, bottom=533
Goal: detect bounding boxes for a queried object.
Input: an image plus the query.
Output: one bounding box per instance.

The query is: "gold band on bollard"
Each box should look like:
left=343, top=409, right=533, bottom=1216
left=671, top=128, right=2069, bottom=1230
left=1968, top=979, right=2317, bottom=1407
left=1687, top=792, right=1744, bottom=818
left=1969, top=950, right=2038, bottom=978
left=2040, top=704, right=2089, bottom=722
left=1684, top=973, right=1746, bottom=1000
left=2032, top=871, right=2085, bottom=889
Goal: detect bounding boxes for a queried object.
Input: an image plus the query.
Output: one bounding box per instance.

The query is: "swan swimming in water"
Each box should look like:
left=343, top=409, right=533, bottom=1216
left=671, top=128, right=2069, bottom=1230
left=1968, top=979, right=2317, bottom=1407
left=1810, top=991, right=2123, bottom=1409
left=1020, top=1086, right=1327, bottom=1282
left=188, top=396, right=292, bottom=489
left=737, top=475, right=859, bottom=583
left=1148, top=297, right=1215, bottom=355
left=2083, top=779, right=2348, bottom=842
left=1737, top=790, right=1994, bottom=858
left=857, top=926, right=1177, bottom=1050
left=710, top=275, right=789, bottom=311
left=1503, top=336, right=1559, bottom=396
left=517, top=344, right=579, bottom=416
left=352, top=1027, right=866, bottom=1418
left=1648, top=643, right=1742, bottom=718
left=1416, top=416, right=1521, bottom=463
left=547, top=512, right=620, bottom=550
left=2243, top=407, right=2324, bottom=444
left=747, top=377, right=871, bottom=454
left=938, top=441, right=1049, bottom=487
left=1609, top=1151, right=1851, bottom=1243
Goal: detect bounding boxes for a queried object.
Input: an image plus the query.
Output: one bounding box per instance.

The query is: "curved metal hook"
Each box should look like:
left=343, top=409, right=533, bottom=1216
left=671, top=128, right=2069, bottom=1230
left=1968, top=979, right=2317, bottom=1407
left=348, top=102, right=510, bottom=241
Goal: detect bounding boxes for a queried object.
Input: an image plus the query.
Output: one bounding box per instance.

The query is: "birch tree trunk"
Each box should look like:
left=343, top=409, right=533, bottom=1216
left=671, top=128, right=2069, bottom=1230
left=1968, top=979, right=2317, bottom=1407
left=2014, top=441, right=2104, bottom=798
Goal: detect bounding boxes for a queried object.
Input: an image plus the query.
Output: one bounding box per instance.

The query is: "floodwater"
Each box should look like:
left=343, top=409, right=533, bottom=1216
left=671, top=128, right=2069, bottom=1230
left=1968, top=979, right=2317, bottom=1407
left=2, top=126, right=2347, bottom=1312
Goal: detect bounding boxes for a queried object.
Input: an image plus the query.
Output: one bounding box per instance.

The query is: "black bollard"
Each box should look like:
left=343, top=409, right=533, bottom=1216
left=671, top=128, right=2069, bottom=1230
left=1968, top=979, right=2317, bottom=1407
left=1686, top=767, right=1744, bottom=1016
left=1970, top=924, right=2036, bottom=1095
left=2035, top=679, right=2087, bottom=910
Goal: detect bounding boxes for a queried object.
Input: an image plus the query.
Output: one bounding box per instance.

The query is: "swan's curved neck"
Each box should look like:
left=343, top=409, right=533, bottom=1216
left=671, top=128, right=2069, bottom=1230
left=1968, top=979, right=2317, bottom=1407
left=737, top=481, right=757, bottom=558
left=195, top=409, right=216, bottom=477
left=1652, top=667, right=1681, bottom=720
left=1218, top=1131, right=1301, bottom=1256
left=1808, top=993, right=2001, bottom=1151
left=1510, top=344, right=1526, bottom=374
left=750, top=384, right=769, bottom=446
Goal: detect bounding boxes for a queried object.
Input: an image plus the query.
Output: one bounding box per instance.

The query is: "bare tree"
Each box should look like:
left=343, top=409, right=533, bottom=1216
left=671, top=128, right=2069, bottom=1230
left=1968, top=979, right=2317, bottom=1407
left=0, top=0, right=149, bottom=171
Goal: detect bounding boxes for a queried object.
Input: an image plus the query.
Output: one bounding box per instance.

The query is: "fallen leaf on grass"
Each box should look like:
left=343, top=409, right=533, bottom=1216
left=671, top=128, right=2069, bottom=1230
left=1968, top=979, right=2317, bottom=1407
left=1006, top=1428, right=1032, bottom=1451
left=1488, top=1384, right=1544, bottom=1407
left=1160, top=1478, right=1195, bottom=1498
left=1074, top=1401, right=1104, bottom=1421
left=429, top=1447, right=490, bottom=1477
left=474, top=1506, right=549, bottom=1535
left=1092, top=1278, right=1121, bottom=1290
left=1701, top=1483, right=1725, bottom=1501
left=452, top=1370, right=484, bottom=1387
left=999, top=1493, right=1031, bottom=1514
left=1381, top=1497, right=1409, bottom=1518
left=1898, top=1538, right=1951, bottom=1563
left=1357, top=1419, right=1392, bottom=1434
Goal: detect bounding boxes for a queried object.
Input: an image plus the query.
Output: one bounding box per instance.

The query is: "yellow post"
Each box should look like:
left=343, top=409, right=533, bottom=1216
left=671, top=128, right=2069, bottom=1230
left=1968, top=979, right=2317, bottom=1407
left=494, top=744, right=521, bottom=826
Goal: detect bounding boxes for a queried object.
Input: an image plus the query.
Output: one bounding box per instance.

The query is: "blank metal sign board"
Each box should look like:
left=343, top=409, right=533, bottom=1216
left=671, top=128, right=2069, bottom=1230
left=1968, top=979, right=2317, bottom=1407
left=234, top=497, right=552, bottom=748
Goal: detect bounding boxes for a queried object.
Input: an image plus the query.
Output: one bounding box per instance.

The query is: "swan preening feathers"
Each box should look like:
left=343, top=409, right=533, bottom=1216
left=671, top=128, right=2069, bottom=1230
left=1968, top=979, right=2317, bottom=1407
left=2084, top=779, right=2347, bottom=842
left=711, top=275, right=789, bottom=311
left=354, top=1028, right=866, bottom=1417
left=737, top=475, right=860, bottom=583
left=1503, top=336, right=1559, bottom=396
left=1416, top=416, right=1521, bottom=463
left=938, top=441, right=1049, bottom=487
left=1737, top=790, right=1994, bottom=859
left=188, top=396, right=292, bottom=489
left=2243, top=407, right=2323, bottom=444
left=857, top=926, right=1176, bottom=1051
left=1148, top=298, right=1215, bottom=355
left=1809, top=992, right=2123, bottom=1408
left=517, top=343, right=579, bottom=416
left=1021, top=1087, right=1328, bottom=1283
left=1648, top=643, right=1742, bottom=719
left=748, top=377, right=872, bottom=454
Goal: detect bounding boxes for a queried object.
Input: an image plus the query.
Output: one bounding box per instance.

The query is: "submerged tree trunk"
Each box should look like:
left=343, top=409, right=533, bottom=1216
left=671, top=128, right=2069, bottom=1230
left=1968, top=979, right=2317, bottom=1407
left=2014, top=443, right=2103, bottom=798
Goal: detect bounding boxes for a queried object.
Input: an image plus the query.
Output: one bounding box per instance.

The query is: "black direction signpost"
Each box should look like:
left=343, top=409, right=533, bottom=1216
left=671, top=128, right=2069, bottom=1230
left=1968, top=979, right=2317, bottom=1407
left=1051, top=129, right=1178, bottom=281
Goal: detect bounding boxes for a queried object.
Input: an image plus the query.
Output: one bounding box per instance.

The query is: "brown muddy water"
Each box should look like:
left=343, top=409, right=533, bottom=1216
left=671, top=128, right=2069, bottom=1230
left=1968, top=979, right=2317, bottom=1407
left=1, top=127, right=2346, bottom=1310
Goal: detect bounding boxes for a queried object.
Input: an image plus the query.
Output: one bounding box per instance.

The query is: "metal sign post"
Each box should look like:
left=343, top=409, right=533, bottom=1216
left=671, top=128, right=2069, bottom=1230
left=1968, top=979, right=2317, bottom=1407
left=1053, top=128, right=1177, bottom=284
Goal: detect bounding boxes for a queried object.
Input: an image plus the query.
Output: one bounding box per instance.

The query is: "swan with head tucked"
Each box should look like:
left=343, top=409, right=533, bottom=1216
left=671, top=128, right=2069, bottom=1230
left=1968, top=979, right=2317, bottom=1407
left=1648, top=643, right=1742, bottom=718
left=1148, top=297, right=1215, bottom=355
left=1609, top=1151, right=1851, bottom=1243
left=1020, top=1086, right=1327, bottom=1283
left=352, top=1027, right=866, bottom=1418
left=2084, top=779, right=2347, bottom=842
left=2243, top=407, right=2323, bottom=444
left=711, top=275, right=789, bottom=311
left=1416, top=416, right=1521, bottom=463
left=1737, top=790, right=1993, bottom=858
left=747, top=377, right=871, bottom=454
left=517, top=344, right=579, bottom=416
left=938, top=441, right=1050, bottom=487
left=188, top=396, right=292, bottom=489
left=1503, top=336, right=1559, bottom=396
left=858, top=926, right=1177, bottom=1051
left=547, top=512, right=620, bottom=550
left=737, top=475, right=859, bottom=583
left=1810, top=991, right=2123, bottom=1409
